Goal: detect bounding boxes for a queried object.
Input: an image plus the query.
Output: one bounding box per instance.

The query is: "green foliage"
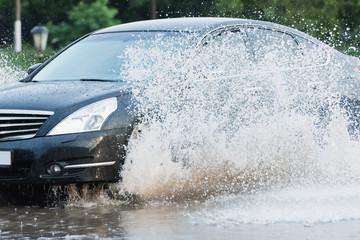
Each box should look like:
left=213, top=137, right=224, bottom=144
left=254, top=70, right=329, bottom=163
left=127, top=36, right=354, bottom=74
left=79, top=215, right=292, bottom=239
left=261, top=0, right=343, bottom=46
left=212, top=0, right=244, bottom=17
left=1, top=0, right=360, bottom=56
left=47, top=0, right=121, bottom=48
left=0, top=0, right=16, bottom=45
left=1, top=44, right=57, bottom=71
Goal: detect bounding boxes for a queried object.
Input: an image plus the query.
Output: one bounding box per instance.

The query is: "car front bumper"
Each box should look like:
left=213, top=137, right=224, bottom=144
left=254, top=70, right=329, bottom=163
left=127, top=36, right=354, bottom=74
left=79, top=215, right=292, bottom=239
left=0, top=129, right=128, bottom=186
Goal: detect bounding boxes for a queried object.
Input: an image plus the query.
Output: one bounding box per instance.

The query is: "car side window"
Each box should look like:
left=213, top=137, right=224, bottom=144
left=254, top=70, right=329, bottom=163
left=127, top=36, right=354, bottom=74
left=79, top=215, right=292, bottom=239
left=197, top=29, right=250, bottom=77
left=296, top=36, right=329, bottom=67
left=244, top=27, right=301, bottom=70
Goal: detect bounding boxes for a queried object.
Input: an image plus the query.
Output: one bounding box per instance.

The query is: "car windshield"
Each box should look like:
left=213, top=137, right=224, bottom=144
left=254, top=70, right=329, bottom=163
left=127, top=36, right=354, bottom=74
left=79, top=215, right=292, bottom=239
left=32, top=31, right=190, bottom=82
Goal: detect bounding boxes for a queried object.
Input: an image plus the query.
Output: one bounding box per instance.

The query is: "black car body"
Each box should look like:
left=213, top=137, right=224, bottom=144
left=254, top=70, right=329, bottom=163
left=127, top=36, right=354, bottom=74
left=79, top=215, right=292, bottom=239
left=0, top=18, right=359, bottom=188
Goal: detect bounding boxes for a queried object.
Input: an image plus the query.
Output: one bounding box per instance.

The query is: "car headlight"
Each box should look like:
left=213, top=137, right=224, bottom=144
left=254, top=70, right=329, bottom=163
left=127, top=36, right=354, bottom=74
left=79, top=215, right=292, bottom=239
left=48, top=97, right=118, bottom=136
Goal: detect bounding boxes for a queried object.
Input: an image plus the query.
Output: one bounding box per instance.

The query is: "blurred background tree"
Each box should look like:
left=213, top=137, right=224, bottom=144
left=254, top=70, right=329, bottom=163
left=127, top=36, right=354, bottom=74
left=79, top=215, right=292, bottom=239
left=46, top=0, right=120, bottom=48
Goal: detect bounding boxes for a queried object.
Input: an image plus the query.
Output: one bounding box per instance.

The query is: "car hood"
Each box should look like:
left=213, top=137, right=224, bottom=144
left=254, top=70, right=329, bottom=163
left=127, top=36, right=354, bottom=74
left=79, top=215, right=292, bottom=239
left=0, top=81, right=131, bottom=111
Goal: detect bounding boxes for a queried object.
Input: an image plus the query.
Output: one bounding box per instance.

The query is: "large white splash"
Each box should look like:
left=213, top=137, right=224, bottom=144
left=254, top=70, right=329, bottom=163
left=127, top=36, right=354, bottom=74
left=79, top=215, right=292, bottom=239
left=119, top=30, right=360, bottom=204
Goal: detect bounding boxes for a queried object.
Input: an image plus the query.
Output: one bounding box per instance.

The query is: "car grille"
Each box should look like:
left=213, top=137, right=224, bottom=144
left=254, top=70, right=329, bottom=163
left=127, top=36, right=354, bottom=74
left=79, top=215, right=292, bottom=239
left=0, top=110, right=54, bottom=141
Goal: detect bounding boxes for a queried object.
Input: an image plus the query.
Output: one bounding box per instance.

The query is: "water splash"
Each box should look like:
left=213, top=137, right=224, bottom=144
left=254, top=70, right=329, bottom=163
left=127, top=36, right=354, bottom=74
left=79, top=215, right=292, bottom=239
left=119, top=29, right=360, bottom=207
left=0, top=52, right=25, bottom=84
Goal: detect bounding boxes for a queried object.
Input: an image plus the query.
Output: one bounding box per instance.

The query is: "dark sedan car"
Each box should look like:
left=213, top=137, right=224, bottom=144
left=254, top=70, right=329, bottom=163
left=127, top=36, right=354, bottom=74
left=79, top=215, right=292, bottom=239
left=0, top=18, right=359, bottom=190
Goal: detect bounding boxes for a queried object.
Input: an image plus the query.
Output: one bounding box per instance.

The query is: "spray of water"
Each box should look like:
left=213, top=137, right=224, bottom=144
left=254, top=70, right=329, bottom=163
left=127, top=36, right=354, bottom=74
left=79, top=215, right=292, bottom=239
left=0, top=52, right=26, bottom=84
left=118, top=30, right=360, bottom=204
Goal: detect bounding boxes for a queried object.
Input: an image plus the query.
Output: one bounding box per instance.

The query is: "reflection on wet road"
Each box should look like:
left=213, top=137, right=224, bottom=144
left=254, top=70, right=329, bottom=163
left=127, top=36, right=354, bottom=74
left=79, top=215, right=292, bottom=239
left=2, top=185, right=360, bottom=240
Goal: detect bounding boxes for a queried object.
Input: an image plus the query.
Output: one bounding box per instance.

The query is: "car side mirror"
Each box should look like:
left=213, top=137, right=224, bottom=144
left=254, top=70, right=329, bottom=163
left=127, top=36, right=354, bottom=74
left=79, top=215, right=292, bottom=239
left=27, top=63, right=43, bottom=75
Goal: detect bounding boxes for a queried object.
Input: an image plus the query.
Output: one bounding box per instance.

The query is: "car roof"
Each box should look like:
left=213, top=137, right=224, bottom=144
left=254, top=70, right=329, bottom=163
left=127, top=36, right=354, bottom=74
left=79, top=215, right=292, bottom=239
left=93, top=17, right=326, bottom=46
left=95, top=17, right=289, bottom=34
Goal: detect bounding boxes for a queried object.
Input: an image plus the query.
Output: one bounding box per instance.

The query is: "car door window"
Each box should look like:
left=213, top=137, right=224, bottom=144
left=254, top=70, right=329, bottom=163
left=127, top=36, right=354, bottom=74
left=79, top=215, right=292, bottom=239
left=245, top=27, right=301, bottom=70
left=197, top=29, right=250, bottom=77
left=296, top=36, right=329, bottom=67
